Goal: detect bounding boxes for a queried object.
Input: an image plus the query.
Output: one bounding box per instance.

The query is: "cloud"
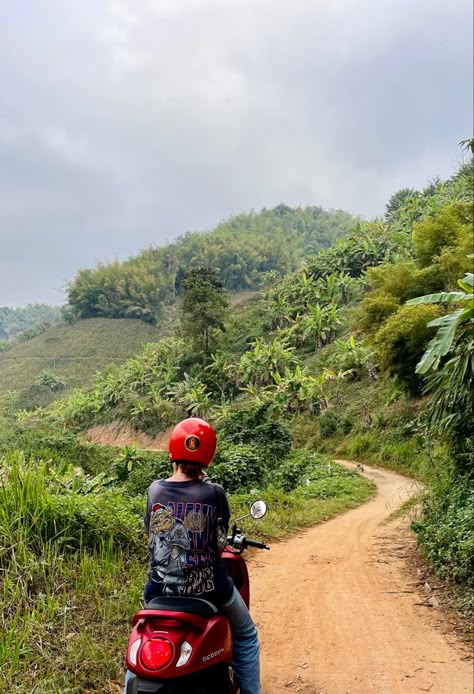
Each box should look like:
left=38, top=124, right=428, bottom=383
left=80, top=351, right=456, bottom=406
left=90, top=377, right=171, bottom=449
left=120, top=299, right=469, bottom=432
left=0, top=0, right=472, bottom=305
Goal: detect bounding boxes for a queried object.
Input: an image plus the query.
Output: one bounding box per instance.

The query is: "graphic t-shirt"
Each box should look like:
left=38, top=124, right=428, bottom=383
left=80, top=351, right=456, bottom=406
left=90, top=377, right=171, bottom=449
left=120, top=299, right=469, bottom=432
left=144, top=479, right=233, bottom=605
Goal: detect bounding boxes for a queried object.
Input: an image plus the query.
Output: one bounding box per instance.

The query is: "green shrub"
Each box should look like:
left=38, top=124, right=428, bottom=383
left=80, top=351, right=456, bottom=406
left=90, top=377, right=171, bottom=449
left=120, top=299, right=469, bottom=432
left=304, top=476, right=361, bottom=499
left=345, top=432, right=379, bottom=459
left=125, top=451, right=171, bottom=496
left=0, top=453, right=144, bottom=572
left=272, top=450, right=344, bottom=492
left=373, top=304, right=441, bottom=392
left=340, top=416, right=353, bottom=434
left=212, top=444, right=265, bottom=493
left=434, top=236, right=474, bottom=289
left=219, top=403, right=292, bottom=461
left=0, top=426, right=117, bottom=476
left=413, top=475, right=474, bottom=588
left=272, top=452, right=312, bottom=491
left=367, top=262, right=445, bottom=304
left=319, top=409, right=341, bottom=438
left=367, top=263, right=418, bottom=302
left=359, top=291, right=400, bottom=331
left=412, top=202, right=473, bottom=268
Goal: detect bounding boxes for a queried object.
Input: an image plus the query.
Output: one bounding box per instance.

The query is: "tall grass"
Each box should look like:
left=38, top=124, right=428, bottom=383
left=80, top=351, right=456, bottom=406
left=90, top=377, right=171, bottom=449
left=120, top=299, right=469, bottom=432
left=0, top=451, right=146, bottom=692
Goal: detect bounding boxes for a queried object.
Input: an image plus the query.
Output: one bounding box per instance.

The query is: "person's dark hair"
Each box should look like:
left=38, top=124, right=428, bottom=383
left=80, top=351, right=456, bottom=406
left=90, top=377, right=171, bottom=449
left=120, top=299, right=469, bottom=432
left=173, top=460, right=204, bottom=479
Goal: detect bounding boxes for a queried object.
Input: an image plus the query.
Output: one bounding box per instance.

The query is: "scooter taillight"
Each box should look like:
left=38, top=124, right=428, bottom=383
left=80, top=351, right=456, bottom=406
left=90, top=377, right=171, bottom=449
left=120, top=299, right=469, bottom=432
left=140, top=637, right=174, bottom=670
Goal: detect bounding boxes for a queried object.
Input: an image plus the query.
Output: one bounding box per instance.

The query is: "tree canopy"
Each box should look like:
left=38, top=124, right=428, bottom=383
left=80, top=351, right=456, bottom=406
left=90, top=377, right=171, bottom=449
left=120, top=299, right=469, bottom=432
left=66, top=205, right=357, bottom=323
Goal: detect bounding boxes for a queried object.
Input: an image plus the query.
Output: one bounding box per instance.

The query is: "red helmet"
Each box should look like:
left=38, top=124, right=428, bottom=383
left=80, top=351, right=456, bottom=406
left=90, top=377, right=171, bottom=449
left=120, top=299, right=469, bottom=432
left=168, top=418, right=217, bottom=467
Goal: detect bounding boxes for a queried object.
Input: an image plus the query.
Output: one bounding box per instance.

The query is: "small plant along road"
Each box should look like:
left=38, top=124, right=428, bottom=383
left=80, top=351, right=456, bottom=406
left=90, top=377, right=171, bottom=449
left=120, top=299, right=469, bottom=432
left=250, top=462, right=473, bottom=694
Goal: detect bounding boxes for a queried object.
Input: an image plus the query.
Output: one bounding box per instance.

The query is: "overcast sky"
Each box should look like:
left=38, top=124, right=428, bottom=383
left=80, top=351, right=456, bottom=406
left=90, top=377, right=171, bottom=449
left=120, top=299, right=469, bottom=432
left=0, top=0, right=472, bottom=306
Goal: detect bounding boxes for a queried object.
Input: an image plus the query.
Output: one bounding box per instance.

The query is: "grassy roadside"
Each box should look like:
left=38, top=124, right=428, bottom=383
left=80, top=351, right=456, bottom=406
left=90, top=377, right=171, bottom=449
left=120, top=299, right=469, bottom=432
left=0, top=449, right=374, bottom=693
left=229, top=475, right=375, bottom=541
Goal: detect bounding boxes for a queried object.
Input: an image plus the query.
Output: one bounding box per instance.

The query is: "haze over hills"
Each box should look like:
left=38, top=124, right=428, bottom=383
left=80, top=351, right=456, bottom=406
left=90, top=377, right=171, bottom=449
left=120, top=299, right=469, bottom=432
left=0, top=304, right=62, bottom=340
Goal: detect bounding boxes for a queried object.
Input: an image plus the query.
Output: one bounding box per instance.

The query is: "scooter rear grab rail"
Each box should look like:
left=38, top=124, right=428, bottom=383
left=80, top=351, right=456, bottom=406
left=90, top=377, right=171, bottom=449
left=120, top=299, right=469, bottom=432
left=132, top=609, right=207, bottom=631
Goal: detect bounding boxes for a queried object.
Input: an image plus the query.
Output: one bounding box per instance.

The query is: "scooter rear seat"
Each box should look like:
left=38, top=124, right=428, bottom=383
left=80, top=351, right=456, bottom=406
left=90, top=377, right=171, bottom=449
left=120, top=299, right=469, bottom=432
left=144, top=596, right=218, bottom=619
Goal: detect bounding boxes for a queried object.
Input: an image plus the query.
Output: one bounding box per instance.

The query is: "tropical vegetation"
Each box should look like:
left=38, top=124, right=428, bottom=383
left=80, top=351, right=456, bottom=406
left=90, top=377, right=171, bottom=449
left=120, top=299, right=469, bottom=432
left=1, top=144, right=473, bottom=691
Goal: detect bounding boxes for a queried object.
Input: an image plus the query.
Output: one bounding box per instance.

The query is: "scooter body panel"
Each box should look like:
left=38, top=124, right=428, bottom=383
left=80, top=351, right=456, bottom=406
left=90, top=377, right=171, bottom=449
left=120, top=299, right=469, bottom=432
left=126, top=611, right=232, bottom=680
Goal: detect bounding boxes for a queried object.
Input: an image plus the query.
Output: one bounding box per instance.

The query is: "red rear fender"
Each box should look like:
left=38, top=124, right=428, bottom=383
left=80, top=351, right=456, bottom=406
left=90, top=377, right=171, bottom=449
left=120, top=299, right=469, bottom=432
left=126, top=612, right=232, bottom=679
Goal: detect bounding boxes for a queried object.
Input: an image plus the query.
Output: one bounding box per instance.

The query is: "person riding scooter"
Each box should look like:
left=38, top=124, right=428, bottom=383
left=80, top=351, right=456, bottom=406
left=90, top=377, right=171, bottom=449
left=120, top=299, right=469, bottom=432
left=123, top=417, right=261, bottom=694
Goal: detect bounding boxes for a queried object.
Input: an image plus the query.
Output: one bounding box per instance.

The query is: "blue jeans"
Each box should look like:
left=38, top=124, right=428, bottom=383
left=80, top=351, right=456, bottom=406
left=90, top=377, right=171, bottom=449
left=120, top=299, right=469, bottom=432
left=221, top=586, right=262, bottom=694
left=123, top=587, right=261, bottom=694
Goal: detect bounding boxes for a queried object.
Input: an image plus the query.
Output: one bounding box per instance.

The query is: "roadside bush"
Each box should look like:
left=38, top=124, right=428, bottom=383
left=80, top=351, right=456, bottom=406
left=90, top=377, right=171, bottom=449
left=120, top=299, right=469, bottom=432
left=212, top=444, right=265, bottom=493
left=373, top=304, right=441, bottom=392
left=0, top=453, right=144, bottom=573
left=0, top=426, right=117, bottom=476
left=304, top=475, right=361, bottom=499
left=413, top=475, right=474, bottom=588
left=345, top=432, right=379, bottom=459
left=273, top=451, right=339, bottom=492
left=125, top=451, right=171, bottom=496
left=319, top=409, right=340, bottom=438
left=272, top=452, right=312, bottom=491
left=219, top=403, right=292, bottom=461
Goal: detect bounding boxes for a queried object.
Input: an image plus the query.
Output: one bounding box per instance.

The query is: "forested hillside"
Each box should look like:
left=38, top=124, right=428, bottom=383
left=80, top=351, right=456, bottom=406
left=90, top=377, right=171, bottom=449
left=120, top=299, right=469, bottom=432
left=34, top=153, right=472, bottom=594
left=1, top=149, right=472, bottom=692
left=66, top=205, right=356, bottom=323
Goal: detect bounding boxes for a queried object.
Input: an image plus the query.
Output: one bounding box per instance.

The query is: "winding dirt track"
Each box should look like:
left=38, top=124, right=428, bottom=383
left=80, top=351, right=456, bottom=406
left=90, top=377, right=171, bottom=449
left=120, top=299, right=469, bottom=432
left=250, top=462, right=473, bottom=694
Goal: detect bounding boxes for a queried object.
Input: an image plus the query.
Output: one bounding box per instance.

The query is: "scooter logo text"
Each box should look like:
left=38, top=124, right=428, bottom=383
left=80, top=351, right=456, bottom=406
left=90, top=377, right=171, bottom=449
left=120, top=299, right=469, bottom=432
left=202, top=648, right=224, bottom=662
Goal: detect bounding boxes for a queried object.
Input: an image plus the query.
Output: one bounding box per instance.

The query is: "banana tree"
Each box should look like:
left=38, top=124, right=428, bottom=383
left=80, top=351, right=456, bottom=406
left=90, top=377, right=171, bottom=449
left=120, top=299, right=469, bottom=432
left=238, top=338, right=296, bottom=387
left=301, top=303, right=341, bottom=351
left=306, top=369, right=339, bottom=411
left=266, top=290, right=291, bottom=329
left=168, top=374, right=212, bottom=417
left=406, top=272, right=474, bottom=374
left=205, top=352, right=238, bottom=402
left=406, top=271, right=474, bottom=444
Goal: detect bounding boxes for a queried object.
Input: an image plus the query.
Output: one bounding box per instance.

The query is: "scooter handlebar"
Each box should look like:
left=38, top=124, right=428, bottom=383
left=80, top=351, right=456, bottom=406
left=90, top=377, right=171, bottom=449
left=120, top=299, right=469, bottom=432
left=244, top=538, right=270, bottom=550
left=228, top=533, right=270, bottom=552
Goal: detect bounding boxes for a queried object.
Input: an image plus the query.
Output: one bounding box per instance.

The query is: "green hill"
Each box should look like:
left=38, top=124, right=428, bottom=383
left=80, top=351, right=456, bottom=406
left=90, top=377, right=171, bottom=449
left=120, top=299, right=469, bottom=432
left=67, top=205, right=357, bottom=323
left=0, top=318, right=164, bottom=409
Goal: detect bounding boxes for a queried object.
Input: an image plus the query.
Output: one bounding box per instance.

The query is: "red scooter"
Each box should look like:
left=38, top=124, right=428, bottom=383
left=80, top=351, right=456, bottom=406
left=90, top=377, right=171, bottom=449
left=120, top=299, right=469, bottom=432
left=125, top=500, right=269, bottom=694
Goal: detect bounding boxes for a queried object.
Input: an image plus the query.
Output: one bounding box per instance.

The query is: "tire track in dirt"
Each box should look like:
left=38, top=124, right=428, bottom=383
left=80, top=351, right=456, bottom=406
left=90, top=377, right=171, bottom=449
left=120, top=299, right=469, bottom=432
left=250, top=461, right=473, bottom=694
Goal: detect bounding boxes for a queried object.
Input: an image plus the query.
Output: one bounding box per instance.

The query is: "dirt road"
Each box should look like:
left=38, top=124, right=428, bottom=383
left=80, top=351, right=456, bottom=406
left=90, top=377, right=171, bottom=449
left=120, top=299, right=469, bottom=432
left=250, top=462, right=473, bottom=694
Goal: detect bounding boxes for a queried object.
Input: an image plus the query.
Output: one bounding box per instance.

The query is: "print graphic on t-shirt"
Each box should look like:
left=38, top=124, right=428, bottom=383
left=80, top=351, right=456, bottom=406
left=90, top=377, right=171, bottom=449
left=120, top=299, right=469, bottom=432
left=150, top=504, right=191, bottom=594
left=149, top=502, right=216, bottom=596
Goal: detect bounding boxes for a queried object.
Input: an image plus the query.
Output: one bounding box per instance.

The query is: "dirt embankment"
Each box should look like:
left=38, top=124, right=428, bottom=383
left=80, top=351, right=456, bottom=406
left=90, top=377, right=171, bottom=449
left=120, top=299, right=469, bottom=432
left=251, top=462, right=473, bottom=694
left=85, top=421, right=172, bottom=450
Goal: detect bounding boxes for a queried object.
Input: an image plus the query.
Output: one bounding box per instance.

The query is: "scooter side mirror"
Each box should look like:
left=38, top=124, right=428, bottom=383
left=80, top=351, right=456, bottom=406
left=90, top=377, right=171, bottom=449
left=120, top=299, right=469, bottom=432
left=250, top=500, right=267, bottom=520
